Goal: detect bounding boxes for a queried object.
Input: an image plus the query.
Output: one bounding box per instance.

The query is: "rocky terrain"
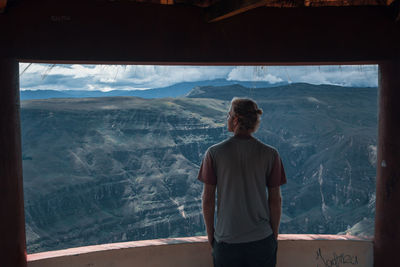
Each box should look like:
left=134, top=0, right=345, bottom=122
left=21, top=83, right=377, bottom=253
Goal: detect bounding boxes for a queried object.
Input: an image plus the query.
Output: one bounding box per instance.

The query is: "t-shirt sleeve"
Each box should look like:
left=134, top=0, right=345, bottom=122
left=267, top=152, right=287, bottom=188
left=197, top=150, right=217, bottom=185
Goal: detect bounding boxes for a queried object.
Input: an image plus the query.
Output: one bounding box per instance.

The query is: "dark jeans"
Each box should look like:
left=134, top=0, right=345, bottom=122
left=212, top=234, right=277, bottom=267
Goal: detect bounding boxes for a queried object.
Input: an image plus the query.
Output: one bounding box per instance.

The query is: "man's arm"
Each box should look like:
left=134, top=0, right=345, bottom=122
left=202, top=183, right=216, bottom=246
left=268, top=186, right=282, bottom=239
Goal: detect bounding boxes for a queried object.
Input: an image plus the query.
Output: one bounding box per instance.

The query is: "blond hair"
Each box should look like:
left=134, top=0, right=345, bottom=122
left=231, top=97, right=263, bottom=132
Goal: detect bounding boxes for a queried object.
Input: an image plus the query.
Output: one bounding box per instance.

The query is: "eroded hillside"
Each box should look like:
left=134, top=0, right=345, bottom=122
left=21, top=83, right=377, bottom=252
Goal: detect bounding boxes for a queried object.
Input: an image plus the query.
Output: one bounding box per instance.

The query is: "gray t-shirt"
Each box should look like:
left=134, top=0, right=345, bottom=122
left=198, top=135, right=286, bottom=243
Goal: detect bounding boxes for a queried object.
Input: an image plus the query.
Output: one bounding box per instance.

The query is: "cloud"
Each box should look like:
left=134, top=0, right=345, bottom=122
left=263, top=65, right=378, bottom=87
left=19, top=64, right=233, bottom=91
left=19, top=63, right=378, bottom=91
left=121, top=65, right=233, bottom=88
left=227, top=66, right=283, bottom=83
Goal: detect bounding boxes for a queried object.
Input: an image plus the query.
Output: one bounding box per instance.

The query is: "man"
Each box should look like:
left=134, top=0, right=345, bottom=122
left=198, top=98, right=287, bottom=267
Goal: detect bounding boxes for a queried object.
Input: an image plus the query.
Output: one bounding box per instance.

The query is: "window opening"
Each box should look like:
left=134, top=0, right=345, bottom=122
left=19, top=64, right=378, bottom=253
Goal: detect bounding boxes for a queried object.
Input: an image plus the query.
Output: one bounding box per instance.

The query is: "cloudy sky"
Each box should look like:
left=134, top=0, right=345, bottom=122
left=19, top=63, right=378, bottom=91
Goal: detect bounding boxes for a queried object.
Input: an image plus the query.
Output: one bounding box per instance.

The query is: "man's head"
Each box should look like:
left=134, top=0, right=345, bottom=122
left=228, top=97, right=263, bottom=134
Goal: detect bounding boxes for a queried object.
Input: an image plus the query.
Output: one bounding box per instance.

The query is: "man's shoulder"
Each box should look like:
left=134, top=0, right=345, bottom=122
left=252, top=138, right=279, bottom=155
left=208, top=138, right=232, bottom=153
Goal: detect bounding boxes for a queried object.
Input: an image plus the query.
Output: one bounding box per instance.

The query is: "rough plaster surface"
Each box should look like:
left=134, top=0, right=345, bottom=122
left=27, top=235, right=372, bottom=267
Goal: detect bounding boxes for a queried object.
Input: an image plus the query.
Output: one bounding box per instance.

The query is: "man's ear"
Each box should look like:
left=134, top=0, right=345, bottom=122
left=233, top=116, right=239, bottom=126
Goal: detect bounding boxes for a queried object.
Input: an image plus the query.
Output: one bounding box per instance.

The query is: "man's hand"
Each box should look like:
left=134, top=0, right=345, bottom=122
left=202, top=183, right=216, bottom=248
left=268, top=186, right=282, bottom=240
left=207, top=233, right=214, bottom=247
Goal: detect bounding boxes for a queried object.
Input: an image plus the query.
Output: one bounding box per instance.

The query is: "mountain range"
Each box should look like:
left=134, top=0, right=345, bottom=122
left=20, top=79, right=287, bottom=100
left=21, top=83, right=377, bottom=253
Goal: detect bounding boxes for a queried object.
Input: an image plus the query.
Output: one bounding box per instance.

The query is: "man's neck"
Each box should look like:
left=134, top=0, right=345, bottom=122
left=233, top=130, right=252, bottom=139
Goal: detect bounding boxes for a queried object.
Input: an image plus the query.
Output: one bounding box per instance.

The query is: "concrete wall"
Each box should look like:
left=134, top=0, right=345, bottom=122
left=27, top=235, right=372, bottom=267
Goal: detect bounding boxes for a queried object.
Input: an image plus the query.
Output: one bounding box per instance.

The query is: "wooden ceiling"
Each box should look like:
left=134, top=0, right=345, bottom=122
left=131, top=0, right=395, bottom=7
left=157, top=0, right=399, bottom=22
left=0, top=0, right=398, bottom=21
left=1, top=0, right=399, bottom=63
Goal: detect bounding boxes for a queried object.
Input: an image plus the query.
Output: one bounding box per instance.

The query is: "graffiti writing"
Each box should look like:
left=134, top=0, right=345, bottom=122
left=316, top=248, right=358, bottom=267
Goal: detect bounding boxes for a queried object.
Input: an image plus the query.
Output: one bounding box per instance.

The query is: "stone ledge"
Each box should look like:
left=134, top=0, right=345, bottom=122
left=28, top=234, right=371, bottom=262
left=28, top=236, right=209, bottom=261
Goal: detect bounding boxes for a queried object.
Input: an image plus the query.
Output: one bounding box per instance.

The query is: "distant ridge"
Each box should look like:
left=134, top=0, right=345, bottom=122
left=186, top=82, right=378, bottom=100
left=20, top=90, right=73, bottom=100
left=20, top=79, right=288, bottom=100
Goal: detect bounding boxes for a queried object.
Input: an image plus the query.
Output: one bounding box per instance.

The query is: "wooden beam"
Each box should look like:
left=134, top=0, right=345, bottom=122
left=375, top=59, right=400, bottom=267
left=174, top=0, right=218, bottom=7
left=133, top=0, right=173, bottom=4
left=95, top=0, right=400, bottom=7
left=0, top=0, right=7, bottom=13
left=304, top=0, right=392, bottom=7
left=104, top=0, right=216, bottom=7
left=0, top=58, right=27, bottom=267
left=204, top=0, right=399, bottom=22
left=204, top=0, right=396, bottom=21
left=393, top=0, right=400, bottom=21
left=206, top=0, right=267, bottom=22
